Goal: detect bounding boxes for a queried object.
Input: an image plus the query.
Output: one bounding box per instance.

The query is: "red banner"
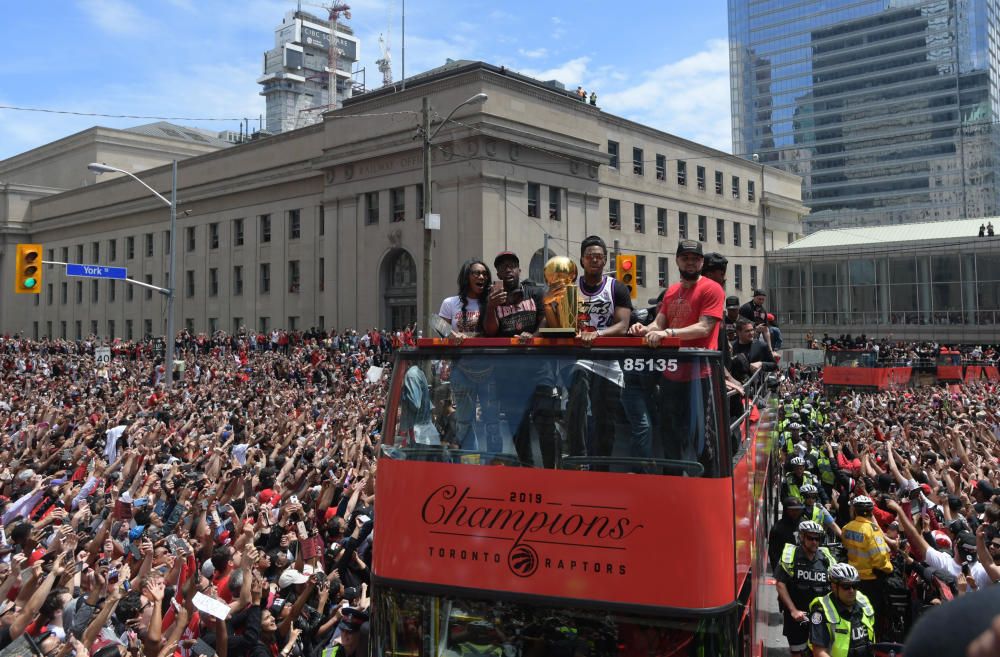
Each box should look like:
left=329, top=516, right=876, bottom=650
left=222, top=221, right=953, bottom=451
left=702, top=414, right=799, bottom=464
left=822, top=367, right=912, bottom=389
left=937, top=365, right=964, bottom=381
left=965, top=366, right=984, bottom=383
left=986, top=366, right=1000, bottom=381
left=374, top=459, right=736, bottom=610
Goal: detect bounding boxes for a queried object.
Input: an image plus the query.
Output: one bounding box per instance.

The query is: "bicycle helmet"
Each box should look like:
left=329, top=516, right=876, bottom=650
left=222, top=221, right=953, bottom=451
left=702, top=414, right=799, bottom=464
left=790, top=456, right=806, bottom=467
left=851, top=495, right=875, bottom=512
left=828, top=563, right=861, bottom=584
left=931, top=530, right=952, bottom=551
left=800, top=483, right=819, bottom=496
left=798, top=520, right=824, bottom=537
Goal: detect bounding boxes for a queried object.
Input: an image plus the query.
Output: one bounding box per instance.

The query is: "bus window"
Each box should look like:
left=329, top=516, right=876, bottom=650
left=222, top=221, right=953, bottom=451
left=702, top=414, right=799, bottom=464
left=381, top=348, right=728, bottom=477
left=373, top=588, right=739, bottom=657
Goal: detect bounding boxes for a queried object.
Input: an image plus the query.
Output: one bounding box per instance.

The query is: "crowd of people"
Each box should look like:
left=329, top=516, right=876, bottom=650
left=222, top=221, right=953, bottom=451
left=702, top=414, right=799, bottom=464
left=770, top=380, right=1000, bottom=656
left=0, top=328, right=391, bottom=657
left=2, top=230, right=1000, bottom=657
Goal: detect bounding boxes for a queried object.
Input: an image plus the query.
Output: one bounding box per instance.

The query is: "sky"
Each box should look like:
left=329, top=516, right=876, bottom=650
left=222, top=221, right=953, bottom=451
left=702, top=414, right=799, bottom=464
left=0, top=0, right=732, bottom=161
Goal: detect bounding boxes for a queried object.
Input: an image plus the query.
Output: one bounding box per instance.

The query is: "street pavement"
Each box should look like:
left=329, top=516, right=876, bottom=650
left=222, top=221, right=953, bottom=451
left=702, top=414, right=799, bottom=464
left=760, top=573, right=791, bottom=656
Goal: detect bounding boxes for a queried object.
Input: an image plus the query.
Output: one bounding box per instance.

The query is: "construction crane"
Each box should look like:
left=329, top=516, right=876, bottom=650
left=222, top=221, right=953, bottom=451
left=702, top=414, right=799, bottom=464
left=376, top=33, right=393, bottom=86
left=302, top=2, right=352, bottom=89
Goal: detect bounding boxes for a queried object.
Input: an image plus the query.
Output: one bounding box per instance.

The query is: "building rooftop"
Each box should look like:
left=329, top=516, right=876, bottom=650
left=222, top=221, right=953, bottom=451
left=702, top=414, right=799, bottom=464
left=123, top=122, right=233, bottom=148
left=779, top=217, right=990, bottom=250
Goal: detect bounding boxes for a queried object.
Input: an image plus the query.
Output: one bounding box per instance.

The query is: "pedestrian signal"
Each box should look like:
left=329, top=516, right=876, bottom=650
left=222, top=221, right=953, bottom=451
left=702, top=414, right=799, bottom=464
left=14, top=244, right=42, bottom=294
left=615, top=254, right=637, bottom=299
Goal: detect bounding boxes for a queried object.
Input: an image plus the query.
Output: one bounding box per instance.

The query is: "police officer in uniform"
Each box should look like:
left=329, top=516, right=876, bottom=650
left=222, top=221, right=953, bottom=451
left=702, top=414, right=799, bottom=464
left=769, top=497, right=805, bottom=573
left=776, top=521, right=837, bottom=656
left=800, top=484, right=841, bottom=540
left=784, top=457, right=822, bottom=502
left=840, top=495, right=891, bottom=641
left=808, top=563, right=875, bottom=657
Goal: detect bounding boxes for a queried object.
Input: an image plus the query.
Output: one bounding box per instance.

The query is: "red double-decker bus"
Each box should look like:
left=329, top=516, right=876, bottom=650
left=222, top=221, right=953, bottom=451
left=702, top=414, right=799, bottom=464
left=372, top=338, right=779, bottom=656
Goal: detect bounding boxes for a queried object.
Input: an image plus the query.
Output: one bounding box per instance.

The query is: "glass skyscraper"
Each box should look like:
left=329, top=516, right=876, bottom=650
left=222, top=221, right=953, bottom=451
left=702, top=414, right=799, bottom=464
left=729, top=0, right=1000, bottom=231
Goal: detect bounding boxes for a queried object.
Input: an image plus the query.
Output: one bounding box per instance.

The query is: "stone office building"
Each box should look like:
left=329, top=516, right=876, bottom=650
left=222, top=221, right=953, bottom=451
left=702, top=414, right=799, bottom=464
left=0, top=61, right=806, bottom=339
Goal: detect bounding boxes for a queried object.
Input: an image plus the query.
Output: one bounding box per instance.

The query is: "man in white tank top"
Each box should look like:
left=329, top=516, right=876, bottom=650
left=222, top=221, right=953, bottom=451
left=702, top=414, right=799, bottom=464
left=565, top=236, right=632, bottom=466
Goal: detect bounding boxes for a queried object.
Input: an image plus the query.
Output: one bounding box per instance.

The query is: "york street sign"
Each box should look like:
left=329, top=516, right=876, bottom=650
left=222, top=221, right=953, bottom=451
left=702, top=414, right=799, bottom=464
left=66, top=264, right=127, bottom=279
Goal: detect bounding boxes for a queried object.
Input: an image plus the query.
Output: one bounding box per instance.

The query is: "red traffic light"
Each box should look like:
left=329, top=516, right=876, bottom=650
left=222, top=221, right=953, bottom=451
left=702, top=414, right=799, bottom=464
left=621, top=259, right=633, bottom=270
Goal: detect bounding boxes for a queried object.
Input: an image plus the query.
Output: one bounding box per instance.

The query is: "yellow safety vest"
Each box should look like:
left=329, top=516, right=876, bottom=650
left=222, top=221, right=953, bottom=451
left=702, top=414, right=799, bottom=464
left=842, top=516, right=892, bottom=580
left=785, top=472, right=819, bottom=501
left=804, top=504, right=825, bottom=526
left=807, top=592, right=875, bottom=657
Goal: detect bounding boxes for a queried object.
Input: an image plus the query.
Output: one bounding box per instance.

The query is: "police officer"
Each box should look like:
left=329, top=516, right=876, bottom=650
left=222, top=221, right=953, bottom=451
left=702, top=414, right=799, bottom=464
left=801, top=484, right=841, bottom=540
left=769, top=497, right=806, bottom=572
left=841, top=495, right=891, bottom=641
left=784, top=457, right=822, bottom=502
left=776, top=520, right=837, bottom=657
left=808, top=563, right=875, bottom=657
left=321, top=608, right=369, bottom=657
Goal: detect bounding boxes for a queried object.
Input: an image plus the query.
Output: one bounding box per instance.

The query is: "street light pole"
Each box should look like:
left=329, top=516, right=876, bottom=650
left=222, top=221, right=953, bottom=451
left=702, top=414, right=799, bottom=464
left=419, top=93, right=487, bottom=338
left=88, top=161, right=177, bottom=388
left=421, top=97, right=433, bottom=339
left=165, top=160, right=177, bottom=389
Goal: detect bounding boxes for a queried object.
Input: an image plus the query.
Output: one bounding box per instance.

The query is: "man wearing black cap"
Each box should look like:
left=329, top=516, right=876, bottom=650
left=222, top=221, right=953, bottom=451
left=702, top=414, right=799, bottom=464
left=484, top=251, right=546, bottom=339
left=485, top=251, right=556, bottom=464
left=740, top=289, right=769, bottom=325
left=769, top=497, right=805, bottom=573
left=628, top=240, right=724, bottom=350
left=628, top=240, right=724, bottom=465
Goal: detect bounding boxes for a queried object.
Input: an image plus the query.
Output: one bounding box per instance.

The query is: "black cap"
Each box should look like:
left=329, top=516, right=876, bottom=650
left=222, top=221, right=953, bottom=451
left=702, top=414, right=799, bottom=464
left=494, top=251, right=519, bottom=267
left=752, top=288, right=767, bottom=297
left=783, top=496, right=804, bottom=510
left=976, top=479, right=996, bottom=497
left=725, top=295, right=740, bottom=309
left=676, top=239, right=703, bottom=256
left=702, top=252, right=728, bottom=273
left=648, top=289, right=666, bottom=306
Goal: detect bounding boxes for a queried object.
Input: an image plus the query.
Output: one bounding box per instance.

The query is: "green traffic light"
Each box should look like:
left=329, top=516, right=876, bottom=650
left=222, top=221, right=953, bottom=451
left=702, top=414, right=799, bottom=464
left=23, top=278, right=36, bottom=289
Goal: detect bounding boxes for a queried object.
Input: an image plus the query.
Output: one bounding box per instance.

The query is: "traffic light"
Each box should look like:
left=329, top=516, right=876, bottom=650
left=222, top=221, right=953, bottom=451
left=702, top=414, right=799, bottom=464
left=615, top=254, right=637, bottom=299
left=14, top=244, right=42, bottom=294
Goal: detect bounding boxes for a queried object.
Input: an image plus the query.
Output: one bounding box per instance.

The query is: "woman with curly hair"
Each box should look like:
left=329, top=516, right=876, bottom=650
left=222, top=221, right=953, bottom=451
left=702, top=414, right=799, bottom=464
left=437, top=259, right=499, bottom=451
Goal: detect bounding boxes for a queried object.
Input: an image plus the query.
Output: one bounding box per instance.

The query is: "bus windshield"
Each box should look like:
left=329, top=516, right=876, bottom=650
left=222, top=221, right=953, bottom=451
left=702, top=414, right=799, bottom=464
left=373, top=588, right=737, bottom=657
left=383, top=346, right=727, bottom=478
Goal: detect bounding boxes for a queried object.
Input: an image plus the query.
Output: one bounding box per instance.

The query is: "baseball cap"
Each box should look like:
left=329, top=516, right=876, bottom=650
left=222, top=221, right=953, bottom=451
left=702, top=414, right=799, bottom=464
left=278, top=568, right=309, bottom=589
left=258, top=489, right=280, bottom=506
left=647, top=289, right=666, bottom=306
left=783, top=496, right=804, bottom=510
left=702, top=252, right=728, bottom=272
left=676, top=239, right=703, bottom=256
left=753, top=288, right=767, bottom=297
left=725, top=295, right=740, bottom=309
left=493, top=251, right=519, bottom=267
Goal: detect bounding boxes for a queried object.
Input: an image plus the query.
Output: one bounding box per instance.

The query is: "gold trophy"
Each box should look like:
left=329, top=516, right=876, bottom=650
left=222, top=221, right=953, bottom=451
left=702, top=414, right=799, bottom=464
left=540, top=256, right=579, bottom=336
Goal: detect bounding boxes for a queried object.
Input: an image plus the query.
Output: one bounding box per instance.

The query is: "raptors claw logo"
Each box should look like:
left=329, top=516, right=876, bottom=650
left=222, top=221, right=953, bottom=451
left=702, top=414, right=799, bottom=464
left=507, top=544, right=539, bottom=578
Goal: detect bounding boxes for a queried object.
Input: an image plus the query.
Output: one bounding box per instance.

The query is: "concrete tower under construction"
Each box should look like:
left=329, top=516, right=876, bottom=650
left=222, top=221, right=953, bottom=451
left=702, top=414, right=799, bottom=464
left=258, top=9, right=361, bottom=134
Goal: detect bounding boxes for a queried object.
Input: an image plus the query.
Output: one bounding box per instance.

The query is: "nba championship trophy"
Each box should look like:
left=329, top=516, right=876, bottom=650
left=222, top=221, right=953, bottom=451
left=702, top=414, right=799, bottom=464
left=540, top=256, right=579, bottom=336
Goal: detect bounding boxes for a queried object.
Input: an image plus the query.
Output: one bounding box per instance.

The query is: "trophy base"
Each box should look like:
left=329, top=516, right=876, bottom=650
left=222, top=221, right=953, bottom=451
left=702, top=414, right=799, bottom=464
left=539, top=327, right=577, bottom=337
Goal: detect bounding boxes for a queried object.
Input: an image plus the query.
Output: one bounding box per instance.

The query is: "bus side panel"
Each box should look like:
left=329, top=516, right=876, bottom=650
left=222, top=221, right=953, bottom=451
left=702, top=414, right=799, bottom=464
left=374, top=460, right=737, bottom=610
left=733, top=445, right=753, bottom=599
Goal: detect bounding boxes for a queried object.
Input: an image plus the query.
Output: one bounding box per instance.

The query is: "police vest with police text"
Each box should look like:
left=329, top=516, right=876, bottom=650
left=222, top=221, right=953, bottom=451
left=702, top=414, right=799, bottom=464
left=807, top=591, right=875, bottom=657
left=780, top=544, right=836, bottom=608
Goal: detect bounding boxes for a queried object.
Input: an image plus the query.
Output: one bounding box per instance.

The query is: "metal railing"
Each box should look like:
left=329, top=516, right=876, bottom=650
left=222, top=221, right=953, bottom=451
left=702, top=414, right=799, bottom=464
left=777, top=310, right=1000, bottom=327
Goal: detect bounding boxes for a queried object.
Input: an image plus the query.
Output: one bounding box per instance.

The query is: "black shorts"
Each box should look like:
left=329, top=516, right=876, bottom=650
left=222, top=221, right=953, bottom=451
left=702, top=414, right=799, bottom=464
left=783, top=613, right=810, bottom=648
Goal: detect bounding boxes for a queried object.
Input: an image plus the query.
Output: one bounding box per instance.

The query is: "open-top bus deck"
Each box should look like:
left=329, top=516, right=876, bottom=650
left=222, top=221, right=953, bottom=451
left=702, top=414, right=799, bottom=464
left=372, top=338, right=780, bottom=656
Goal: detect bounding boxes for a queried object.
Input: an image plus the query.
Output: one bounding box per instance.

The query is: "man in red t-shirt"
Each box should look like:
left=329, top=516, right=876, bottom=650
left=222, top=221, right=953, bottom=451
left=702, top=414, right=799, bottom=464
left=630, top=239, right=724, bottom=348
left=629, top=239, right=724, bottom=470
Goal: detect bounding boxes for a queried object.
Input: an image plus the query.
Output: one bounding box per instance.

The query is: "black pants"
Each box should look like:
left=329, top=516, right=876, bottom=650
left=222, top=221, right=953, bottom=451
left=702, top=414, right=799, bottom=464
left=565, top=369, right=620, bottom=463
